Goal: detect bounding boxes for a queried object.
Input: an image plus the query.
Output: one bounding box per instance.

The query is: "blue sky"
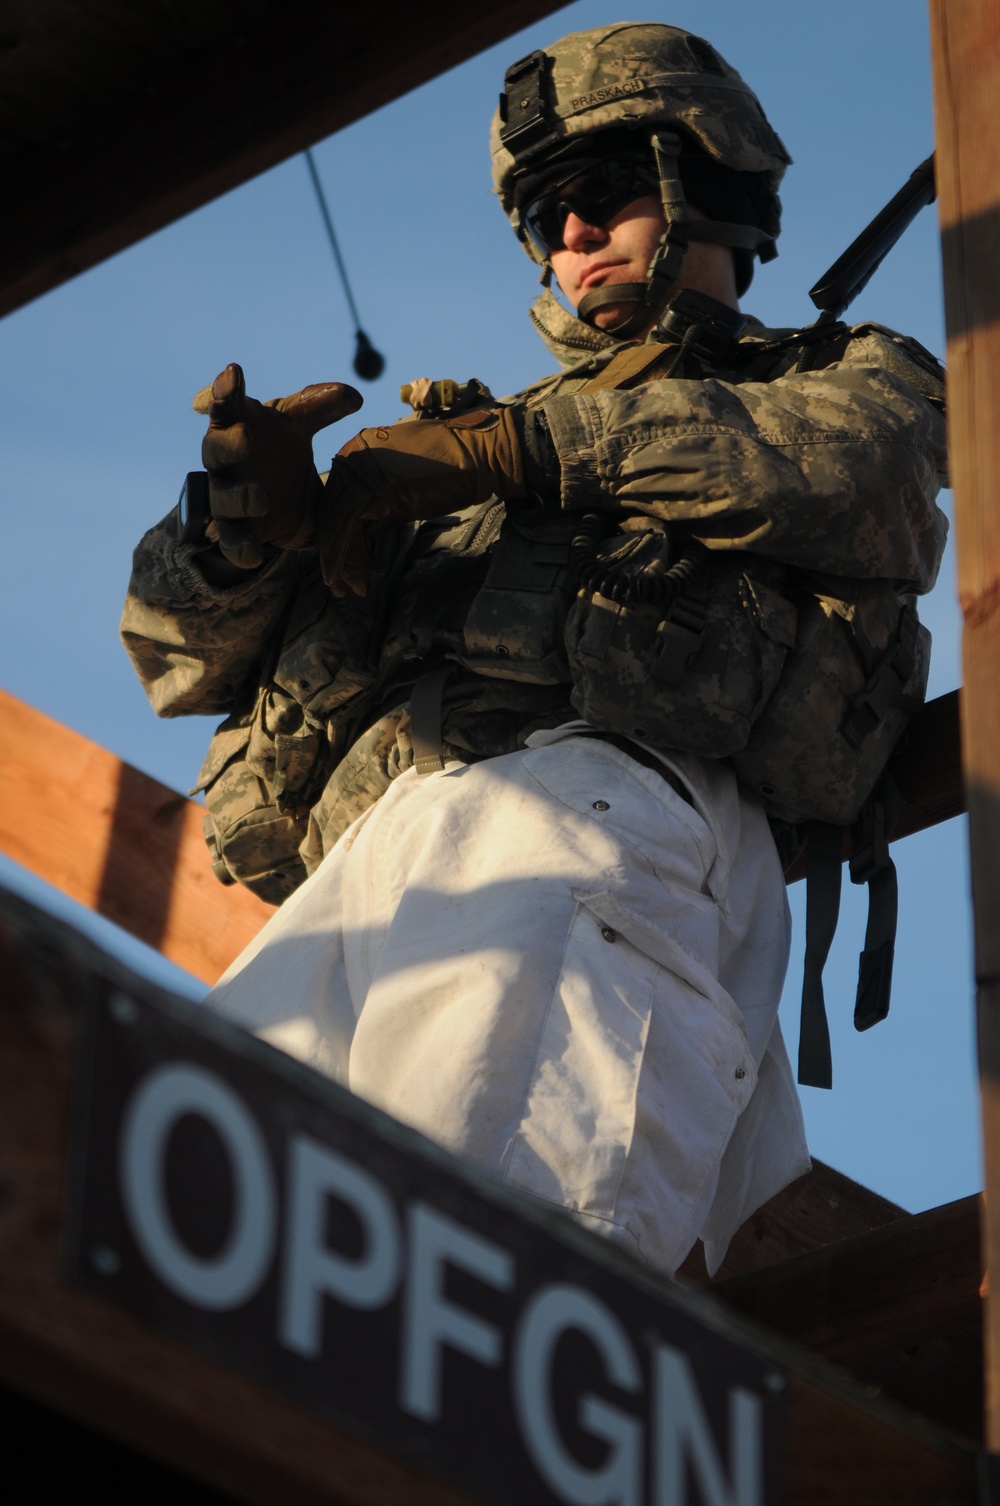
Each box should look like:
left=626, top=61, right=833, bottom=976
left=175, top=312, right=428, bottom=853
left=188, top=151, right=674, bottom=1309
left=0, top=1, right=977, bottom=1215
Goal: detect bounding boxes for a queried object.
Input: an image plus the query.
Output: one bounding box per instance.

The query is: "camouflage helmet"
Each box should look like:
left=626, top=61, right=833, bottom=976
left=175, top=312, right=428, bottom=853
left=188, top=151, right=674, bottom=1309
left=491, top=23, right=791, bottom=304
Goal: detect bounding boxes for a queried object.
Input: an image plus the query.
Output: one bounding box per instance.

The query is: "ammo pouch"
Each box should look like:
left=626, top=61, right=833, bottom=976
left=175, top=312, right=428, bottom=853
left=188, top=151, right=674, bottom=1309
left=565, top=554, right=797, bottom=757
left=731, top=578, right=929, bottom=825
left=194, top=683, right=329, bottom=905
left=457, top=504, right=576, bottom=684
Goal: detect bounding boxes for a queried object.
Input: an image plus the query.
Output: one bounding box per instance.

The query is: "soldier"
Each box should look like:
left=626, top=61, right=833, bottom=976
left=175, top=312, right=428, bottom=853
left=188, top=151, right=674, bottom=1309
left=122, top=24, right=947, bottom=1276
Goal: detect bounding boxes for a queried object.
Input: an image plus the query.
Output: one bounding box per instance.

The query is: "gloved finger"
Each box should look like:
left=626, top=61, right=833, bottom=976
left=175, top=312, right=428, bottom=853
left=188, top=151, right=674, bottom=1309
left=205, top=363, right=248, bottom=430
left=214, top=517, right=265, bottom=570
left=208, top=477, right=269, bottom=519
left=202, top=422, right=251, bottom=470
left=268, top=381, right=364, bottom=438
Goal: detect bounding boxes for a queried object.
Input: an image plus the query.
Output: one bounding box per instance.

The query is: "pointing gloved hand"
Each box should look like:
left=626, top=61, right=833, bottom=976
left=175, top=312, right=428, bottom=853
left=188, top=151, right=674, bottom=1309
left=319, top=406, right=528, bottom=595
left=198, top=363, right=363, bottom=570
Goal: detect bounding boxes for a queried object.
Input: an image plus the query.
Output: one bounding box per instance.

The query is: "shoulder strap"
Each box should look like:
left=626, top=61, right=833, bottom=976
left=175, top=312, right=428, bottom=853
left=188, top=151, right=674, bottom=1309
left=578, top=342, right=679, bottom=393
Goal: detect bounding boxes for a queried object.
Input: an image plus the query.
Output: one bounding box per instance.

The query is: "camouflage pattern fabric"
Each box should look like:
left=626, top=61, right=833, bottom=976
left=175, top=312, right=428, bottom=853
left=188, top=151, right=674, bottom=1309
left=566, top=553, right=797, bottom=758
left=731, top=582, right=930, bottom=825
left=541, top=323, right=947, bottom=590
left=121, top=318, right=946, bottom=897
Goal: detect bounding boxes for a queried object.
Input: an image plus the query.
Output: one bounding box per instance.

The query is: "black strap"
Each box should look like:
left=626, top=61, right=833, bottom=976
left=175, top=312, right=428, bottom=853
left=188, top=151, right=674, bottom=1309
left=854, top=863, right=898, bottom=1032
left=410, top=667, right=453, bottom=775
left=798, top=821, right=843, bottom=1089
left=849, top=775, right=905, bottom=1032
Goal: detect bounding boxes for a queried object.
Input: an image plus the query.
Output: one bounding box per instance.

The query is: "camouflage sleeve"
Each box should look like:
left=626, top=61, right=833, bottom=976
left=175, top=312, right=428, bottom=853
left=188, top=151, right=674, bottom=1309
left=120, top=514, right=304, bottom=717
left=541, top=327, right=948, bottom=591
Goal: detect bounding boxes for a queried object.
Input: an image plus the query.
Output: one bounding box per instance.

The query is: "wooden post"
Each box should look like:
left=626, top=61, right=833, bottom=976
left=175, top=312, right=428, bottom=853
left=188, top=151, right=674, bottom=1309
left=929, top=0, right=1000, bottom=1449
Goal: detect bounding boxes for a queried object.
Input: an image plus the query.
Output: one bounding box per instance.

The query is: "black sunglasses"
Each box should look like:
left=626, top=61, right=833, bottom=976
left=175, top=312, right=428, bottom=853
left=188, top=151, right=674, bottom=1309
left=522, top=157, right=660, bottom=255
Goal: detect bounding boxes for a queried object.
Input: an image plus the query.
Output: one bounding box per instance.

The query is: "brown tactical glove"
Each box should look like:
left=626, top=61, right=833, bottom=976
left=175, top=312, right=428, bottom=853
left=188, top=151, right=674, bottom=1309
left=319, top=406, right=526, bottom=594
left=199, top=363, right=363, bottom=569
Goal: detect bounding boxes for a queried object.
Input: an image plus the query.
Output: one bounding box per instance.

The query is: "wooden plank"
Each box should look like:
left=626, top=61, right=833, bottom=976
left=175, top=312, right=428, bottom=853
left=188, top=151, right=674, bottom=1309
left=0, top=882, right=979, bottom=1504
left=0, top=687, right=273, bottom=984
left=0, top=686, right=967, bottom=989
left=929, top=0, right=1000, bottom=1452
left=679, top=1158, right=908, bottom=1285
left=0, top=0, right=568, bottom=318
left=682, top=1166, right=985, bottom=1440
left=889, top=688, right=965, bottom=839
left=711, top=1195, right=983, bottom=1440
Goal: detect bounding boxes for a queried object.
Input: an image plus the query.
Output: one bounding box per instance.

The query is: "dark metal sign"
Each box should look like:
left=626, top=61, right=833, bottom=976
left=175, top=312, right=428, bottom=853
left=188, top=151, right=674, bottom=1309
left=69, top=982, right=785, bottom=1506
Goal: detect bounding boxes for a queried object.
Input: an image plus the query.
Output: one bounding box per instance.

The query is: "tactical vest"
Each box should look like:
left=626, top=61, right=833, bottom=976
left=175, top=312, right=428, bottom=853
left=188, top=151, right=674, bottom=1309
left=198, top=319, right=941, bottom=1086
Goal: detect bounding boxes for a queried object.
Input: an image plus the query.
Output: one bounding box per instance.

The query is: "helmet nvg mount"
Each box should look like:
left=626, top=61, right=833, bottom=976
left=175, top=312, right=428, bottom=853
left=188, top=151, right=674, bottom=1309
left=491, top=24, right=791, bottom=336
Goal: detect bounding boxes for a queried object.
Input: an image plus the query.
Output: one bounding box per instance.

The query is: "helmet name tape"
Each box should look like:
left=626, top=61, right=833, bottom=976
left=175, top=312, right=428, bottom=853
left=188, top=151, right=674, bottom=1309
left=569, top=81, right=645, bottom=113
left=563, top=71, right=773, bottom=122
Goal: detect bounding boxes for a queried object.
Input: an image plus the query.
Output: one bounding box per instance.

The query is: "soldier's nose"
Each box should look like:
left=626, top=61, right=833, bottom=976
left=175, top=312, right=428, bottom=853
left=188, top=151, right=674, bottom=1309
left=562, top=211, right=608, bottom=252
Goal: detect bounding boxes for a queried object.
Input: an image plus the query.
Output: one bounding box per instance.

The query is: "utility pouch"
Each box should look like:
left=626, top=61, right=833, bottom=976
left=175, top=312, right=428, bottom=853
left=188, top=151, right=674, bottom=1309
left=565, top=555, right=797, bottom=756
left=458, top=506, right=576, bottom=684
left=194, top=684, right=329, bottom=905
left=731, top=580, right=929, bottom=826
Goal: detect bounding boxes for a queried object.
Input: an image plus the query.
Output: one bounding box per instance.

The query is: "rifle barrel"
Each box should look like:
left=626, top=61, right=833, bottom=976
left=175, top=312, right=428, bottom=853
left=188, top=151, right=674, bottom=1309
left=809, top=155, right=936, bottom=324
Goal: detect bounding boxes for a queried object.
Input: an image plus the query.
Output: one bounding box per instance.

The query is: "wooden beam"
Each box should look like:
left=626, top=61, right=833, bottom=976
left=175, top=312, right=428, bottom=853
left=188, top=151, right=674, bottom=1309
left=0, top=0, right=568, bottom=318
left=679, top=1158, right=908, bottom=1285
left=711, top=1194, right=984, bottom=1440
left=0, top=688, right=273, bottom=983
left=929, top=0, right=1000, bottom=1452
left=889, top=688, right=965, bottom=839
left=0, top=685, right=967, bottom=981
left=0, top=881, right=980, bottom=1503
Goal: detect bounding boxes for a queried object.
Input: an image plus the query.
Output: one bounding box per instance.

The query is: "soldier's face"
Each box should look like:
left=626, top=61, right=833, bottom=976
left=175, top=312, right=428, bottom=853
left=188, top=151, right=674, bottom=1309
left=549, top=197, right=739, bottom=335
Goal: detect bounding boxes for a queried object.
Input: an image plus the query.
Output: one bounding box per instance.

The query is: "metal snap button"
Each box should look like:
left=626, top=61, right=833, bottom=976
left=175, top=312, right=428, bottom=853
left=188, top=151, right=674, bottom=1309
left=735, top=1066, right=747, bottom=1080
left=601, top=927, right=617, bottom=943
left=593, top=799, right=610, bottom=811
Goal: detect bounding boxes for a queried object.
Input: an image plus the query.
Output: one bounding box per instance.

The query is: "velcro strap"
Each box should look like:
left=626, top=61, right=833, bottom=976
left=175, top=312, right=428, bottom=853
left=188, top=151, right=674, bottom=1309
left=651, top=620, right=703, bottom=684
left=843, top=653, right=907, bottom=748
left=410, top=666, right=452, bottom=775
left=579, top=341, right=681, bottom=393
left=842, top=602, right=920, bottom=750
left=798, top=821, right=844, bottom=1089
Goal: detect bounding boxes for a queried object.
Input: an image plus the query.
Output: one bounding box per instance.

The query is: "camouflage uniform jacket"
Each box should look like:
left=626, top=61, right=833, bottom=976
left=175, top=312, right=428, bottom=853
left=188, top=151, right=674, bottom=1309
left=121, top=298, right=948, bottom=902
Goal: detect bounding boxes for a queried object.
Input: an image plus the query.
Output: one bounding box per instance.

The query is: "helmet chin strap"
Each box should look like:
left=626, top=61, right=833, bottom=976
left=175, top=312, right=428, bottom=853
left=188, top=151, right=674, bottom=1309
left=576, top=130, right=771, bottom=338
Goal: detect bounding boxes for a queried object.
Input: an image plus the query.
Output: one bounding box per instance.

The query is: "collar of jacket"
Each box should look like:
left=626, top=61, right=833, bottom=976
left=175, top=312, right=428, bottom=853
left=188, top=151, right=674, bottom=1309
left=527, top=285, right=781, bottom=370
